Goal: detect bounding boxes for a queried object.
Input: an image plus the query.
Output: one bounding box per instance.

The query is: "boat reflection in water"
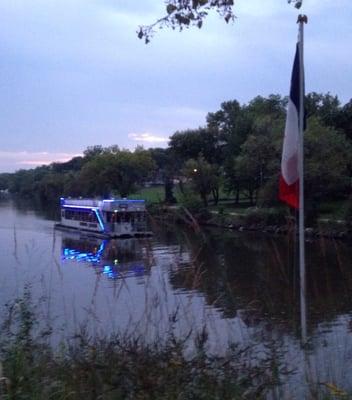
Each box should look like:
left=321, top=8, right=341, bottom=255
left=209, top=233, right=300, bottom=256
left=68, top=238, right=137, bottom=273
left=61, top=231, right=150, bottom=280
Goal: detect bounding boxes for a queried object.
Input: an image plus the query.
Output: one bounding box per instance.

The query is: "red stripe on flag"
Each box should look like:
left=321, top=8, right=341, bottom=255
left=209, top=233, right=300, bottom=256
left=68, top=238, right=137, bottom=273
left=279, top=175, right=299, bottom=209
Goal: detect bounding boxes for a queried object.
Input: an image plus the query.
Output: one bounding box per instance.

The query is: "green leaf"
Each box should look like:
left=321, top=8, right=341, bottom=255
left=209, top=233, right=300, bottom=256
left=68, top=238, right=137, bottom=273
left=166, top=4, right=177, bottom=14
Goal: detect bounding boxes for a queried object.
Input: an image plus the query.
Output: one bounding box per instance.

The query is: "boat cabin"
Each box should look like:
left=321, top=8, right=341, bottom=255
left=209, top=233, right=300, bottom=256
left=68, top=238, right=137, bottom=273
left=57, top=198, right=152, bottom=238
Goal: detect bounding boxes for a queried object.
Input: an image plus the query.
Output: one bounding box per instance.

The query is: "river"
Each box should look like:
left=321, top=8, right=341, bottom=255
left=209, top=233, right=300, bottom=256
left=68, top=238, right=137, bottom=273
left=0, top=200, right=351, bottom=398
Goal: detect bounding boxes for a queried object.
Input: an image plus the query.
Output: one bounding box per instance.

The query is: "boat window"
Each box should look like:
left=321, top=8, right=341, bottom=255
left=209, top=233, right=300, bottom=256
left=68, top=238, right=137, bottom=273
left=105, top=212, right=117, bottom=223
left=62, top=209, right=97, bottom=222
left=121, top=212, right=132, bottom=223
left=65, top=210, right=72, bottom=219
left=135, top=212, right=145, bottom=222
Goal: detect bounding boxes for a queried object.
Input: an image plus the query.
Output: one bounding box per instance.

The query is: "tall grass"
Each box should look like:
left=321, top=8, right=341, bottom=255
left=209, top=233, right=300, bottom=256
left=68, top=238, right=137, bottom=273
left=0, top=286, right=286, bottom=400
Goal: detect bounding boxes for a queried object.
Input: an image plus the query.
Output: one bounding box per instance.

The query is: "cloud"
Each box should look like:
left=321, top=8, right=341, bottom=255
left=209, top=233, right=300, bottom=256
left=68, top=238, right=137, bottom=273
left=1, top=0, right=352, bottom=173
left=128, top=132, right=169, bottom=144
left=0, top=151, right=82, bottom=172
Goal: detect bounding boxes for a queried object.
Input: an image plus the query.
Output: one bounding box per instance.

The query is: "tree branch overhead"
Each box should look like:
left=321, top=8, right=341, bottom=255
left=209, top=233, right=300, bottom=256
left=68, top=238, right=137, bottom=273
left=137, top=0, right=235, bottom=44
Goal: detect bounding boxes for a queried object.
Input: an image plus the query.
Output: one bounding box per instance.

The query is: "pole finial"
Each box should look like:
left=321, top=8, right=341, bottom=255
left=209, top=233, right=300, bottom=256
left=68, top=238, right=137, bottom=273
left=297, top=14, right=308, bottom=24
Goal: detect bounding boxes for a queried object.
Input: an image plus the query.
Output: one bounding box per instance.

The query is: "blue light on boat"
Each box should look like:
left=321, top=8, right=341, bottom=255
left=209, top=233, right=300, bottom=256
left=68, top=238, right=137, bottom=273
left=63, top=205, right=95, bottom=210
left=102, top=199, right=145, bottom=203
left=103, top=265, right=112, bottom=274
left=94, top=209, right=105, bottom=232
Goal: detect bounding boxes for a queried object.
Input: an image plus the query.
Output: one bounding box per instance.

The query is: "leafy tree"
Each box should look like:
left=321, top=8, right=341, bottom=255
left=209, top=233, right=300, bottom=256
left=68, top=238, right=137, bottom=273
left=79, top=149, right=155, bottom=198
left=305, top=92, right=341, bottom=128
left=207, top=100, right=252, bottom=202
left=246, top=95, right=286, bottom=130
left=149, top=147, right=177, bottom=203
left=36, top=173, right=66, bottom=203
left=120, top=147, right=156, bottom=197
left=79, top=155, right=112, bottom=197
left=169, top=127, right=221, bottom=166
left=51, top=156, right=85, bottom=173
left=231, top=133, right=279, bottom=205
left=288, top=0, right=303, bottom=8
left=83, top=145, right=104, bottom=160
left=208, top=96, right=285, bottom=203
left=257, top=117, right=352, bottom=214
left=304, top=117, right=352, bottom=202
left=0, top=173, right=11, bottom=190
left=207, top=100, right=253, bottom=159
left=105, top=144, right=121, bottom=154
left=7, top=166, right=50, bottom=199
left=169, top=127, right=222, bottom=199
left=337, top=99, right=352, bottom=141
left=182, top=155, right=220, bottom=206
left=63, top=172, right=82, bottom=197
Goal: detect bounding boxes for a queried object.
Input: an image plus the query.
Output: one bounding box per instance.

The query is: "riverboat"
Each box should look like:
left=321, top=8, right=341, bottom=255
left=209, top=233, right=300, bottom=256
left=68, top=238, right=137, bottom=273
left=55, top=197, right=152, bottom=238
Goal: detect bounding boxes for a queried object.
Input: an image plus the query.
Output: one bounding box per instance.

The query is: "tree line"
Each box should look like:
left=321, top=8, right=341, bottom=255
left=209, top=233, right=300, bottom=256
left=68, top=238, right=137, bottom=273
left=167, top=93, right=352, bottom=212
left=1, top=92, right=351, bottom=212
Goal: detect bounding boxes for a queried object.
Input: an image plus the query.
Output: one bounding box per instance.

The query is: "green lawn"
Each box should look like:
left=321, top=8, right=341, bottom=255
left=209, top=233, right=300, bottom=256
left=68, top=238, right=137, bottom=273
left=317, top=199, right=349, bottom=220
left=131, top=185, right=165, bottom=203
left=132, top=185, right=254, bottom=209
left=131, top=186, right=351, bottom=224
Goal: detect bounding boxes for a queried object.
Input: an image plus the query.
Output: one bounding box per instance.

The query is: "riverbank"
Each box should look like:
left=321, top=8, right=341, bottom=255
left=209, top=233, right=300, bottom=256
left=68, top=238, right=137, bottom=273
left=0, top=290, right=283, bottom=400
left=1, top=291, right=350, bottom=400
left=150, top=204, right=352, bottom=241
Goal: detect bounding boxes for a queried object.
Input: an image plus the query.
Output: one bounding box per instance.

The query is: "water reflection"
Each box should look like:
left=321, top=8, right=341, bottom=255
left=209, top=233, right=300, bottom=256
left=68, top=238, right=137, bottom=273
left=61, top=232, right=149, bottom=280
left=166, top=228, right=352, bottom=337
left=2, top=200, right=352, bottom=398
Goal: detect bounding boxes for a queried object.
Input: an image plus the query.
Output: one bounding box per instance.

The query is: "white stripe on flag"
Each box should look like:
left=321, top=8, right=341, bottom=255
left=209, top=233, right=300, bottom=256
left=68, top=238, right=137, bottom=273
left=281, top=98, right=299, bottom=185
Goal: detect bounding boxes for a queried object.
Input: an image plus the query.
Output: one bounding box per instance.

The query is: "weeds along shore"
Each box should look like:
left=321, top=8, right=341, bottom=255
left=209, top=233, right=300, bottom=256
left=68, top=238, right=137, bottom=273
left=0, top=287, right=288, bottom=400
left=2, top=289, right=349, bottom=400
left=148, top=203, right=352, bottom=242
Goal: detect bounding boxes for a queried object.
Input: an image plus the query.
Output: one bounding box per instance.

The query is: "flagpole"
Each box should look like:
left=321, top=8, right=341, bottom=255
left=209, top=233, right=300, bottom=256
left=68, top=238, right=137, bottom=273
left=298, top=14, right=307, bottom=343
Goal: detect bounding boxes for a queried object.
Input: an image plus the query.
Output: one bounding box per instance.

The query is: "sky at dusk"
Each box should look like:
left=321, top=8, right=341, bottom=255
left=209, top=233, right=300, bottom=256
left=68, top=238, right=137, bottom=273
left=0, top=0, right=351, bottom=172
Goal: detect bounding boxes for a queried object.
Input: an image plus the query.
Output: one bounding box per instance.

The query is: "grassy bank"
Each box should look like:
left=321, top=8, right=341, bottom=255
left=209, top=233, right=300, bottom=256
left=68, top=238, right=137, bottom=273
left=0, top=289, right=285, bottom=400
left=1, top=292, right=350, bottom=400
left=138, top=186, right=352, bottom=240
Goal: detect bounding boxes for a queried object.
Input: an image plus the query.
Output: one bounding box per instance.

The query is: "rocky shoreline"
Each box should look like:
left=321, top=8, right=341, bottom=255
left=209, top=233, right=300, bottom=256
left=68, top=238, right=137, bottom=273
left=212, top=221, right=351, bottom=240
left=151, top=205, right=352, bottom=241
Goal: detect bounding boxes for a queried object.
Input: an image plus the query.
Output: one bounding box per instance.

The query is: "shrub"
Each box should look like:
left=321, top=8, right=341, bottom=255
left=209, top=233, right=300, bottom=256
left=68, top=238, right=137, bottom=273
left=179, top=193, right=204, bottom=213
left=342, top=197, right=352, bottom=224
left=242, top=207, right=288, bottom=227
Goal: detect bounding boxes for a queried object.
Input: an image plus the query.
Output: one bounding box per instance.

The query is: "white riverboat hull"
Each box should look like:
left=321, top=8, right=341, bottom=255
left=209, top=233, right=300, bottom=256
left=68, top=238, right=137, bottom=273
left=56, top=198, right=153, bottom=238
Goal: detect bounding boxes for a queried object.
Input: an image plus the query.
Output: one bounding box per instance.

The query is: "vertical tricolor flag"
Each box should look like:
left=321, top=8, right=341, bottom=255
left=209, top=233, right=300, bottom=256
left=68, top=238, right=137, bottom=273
left=279, top=33, right=304, bottom=209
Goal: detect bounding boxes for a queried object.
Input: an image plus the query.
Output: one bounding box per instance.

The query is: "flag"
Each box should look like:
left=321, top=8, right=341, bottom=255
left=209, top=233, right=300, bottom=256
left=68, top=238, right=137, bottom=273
left=279, top=34, right=303, bottom=209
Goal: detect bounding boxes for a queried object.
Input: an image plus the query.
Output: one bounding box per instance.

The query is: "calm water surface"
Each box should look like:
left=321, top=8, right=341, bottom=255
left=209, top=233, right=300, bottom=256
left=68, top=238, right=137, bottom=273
left=0, top=200, right=352, bottom=398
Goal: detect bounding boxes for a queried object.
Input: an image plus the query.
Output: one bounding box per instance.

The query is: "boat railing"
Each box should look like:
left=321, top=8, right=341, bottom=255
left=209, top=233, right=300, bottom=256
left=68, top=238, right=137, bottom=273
left=63, top=199, right=100, bottom=207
